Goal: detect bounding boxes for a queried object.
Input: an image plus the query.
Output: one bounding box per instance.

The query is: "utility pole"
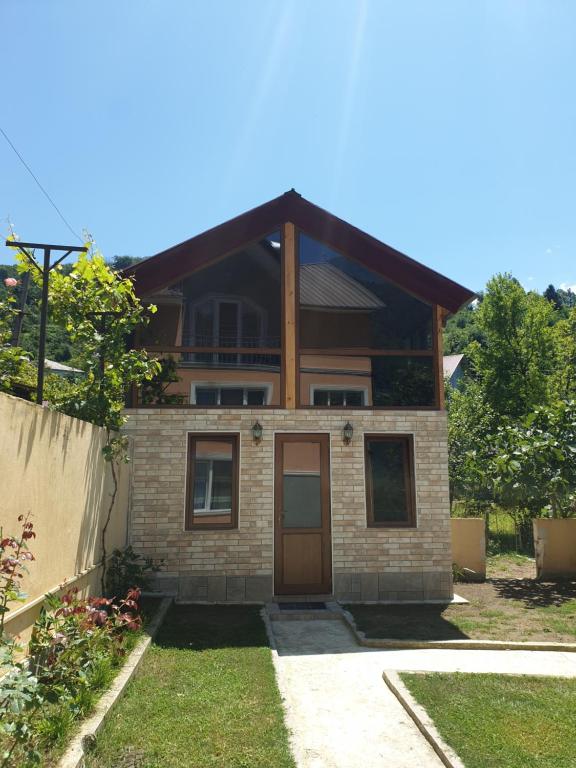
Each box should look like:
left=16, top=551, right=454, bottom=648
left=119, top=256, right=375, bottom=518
left=4, top=240, right=87, bottom=403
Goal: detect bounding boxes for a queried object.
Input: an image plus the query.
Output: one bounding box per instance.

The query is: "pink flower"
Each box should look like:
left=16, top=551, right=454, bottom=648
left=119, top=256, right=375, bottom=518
left=4, top=277, right=19, bottom=288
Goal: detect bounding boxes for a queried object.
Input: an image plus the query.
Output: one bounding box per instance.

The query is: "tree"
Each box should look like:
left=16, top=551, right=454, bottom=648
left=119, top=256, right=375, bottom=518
left=443, top=298, right=484, bottom=355
left=109, top=255, right=143, bottom=271
left=446, top=379, right=497, bottom=510
left=0, top=287, right=30, bottom=395
left=544, top=284, right=562, bottom=311
left=42, top=250, right=159, bottom=429
left=557, top=286, right=576, bottom=312
left=1, top=262, right=78, bottom=364
left=551, top=307, right=576, bottom=400
left=467, top=274, right=556, bottom=419
left=488, top=400, right=576, bottom=520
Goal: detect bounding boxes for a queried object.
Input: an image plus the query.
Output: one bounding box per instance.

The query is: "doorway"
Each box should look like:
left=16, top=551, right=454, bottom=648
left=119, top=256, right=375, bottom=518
left=274, top=434, right=332, bottom=595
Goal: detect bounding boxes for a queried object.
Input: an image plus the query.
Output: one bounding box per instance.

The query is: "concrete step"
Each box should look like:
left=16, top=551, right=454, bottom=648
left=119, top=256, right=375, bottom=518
left=266, top=600, right=343, bottom=621
left=274, top=594, right=334, bottom=602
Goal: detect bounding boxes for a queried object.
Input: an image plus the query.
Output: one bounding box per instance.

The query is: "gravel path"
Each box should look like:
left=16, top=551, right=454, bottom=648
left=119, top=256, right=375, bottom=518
left=268, top=618, right=576, bottom=768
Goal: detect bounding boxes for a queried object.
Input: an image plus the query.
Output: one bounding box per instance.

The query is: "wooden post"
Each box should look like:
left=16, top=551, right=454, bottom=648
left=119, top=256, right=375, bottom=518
left=282, top=222, right=297, bottom=409
left=434, top=305, right=445, bottom=409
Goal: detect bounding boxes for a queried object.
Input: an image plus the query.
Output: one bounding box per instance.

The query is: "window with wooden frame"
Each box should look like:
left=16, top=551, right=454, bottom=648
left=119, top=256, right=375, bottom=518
left=185, top=434, right=239, bottom=529
left=364, top=435, right=416, bottom=527
left=297, top=232, right=438, bottom=408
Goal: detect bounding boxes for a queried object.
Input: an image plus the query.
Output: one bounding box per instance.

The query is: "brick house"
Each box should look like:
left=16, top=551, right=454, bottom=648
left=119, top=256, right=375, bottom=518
left=123, top=191, right=474, bottom=603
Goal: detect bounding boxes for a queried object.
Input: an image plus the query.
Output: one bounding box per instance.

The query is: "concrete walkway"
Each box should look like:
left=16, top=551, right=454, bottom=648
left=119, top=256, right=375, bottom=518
left=268, top=618, right=576, bottom=768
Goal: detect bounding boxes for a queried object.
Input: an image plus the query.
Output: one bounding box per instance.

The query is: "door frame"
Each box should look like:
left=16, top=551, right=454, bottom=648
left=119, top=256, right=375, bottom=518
left=273, top=432, right=333, bottom=595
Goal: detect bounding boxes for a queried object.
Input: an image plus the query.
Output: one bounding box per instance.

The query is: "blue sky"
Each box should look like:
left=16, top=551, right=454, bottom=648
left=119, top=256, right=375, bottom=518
left=1, top=1, right=575, bottom=294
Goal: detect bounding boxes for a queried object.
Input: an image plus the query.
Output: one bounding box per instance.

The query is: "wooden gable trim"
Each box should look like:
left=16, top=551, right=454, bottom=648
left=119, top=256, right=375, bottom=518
left=125, top=190, right=475, bottom=314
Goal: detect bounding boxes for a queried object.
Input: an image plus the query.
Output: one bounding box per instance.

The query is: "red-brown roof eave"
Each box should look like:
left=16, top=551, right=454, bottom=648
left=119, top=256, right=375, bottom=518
left=123, top=190, right=476, bottom=314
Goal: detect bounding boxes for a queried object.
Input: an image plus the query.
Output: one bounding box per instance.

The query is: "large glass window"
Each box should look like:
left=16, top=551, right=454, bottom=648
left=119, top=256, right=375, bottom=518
left=138, top=232, right=282, bottom=406
left=298, top=232, right=437, bottom=408
left=186, top=435, right=239, bottom=528
left=299, top=233, right=432, bottom=350
left=365, top=435, right=416, bottom=527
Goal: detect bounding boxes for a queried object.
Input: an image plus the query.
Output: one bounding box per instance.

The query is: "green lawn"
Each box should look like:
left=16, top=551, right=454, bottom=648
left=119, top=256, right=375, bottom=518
left=400, top=672, right=576, bottom=768
left=85, top=605, right=295, bottom=768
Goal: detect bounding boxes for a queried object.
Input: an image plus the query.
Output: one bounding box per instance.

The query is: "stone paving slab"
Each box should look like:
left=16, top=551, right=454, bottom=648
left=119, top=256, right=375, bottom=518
left=269, top=618, right=576, bottom=768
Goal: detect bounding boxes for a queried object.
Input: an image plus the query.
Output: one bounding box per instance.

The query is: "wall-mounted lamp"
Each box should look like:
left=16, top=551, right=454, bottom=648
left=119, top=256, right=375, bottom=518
left=252, top=420, right=263, bottom=444
left=342, top=421, right=354, bottom=445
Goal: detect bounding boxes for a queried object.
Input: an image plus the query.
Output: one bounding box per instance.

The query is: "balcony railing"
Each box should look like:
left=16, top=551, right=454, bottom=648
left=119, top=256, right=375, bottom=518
left=181, top=334, right=281, bottom=348
left=131, top=344, right=282, bottom=406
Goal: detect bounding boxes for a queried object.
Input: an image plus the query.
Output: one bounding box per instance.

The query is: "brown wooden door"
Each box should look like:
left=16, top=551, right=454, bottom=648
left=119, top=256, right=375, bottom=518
left=274, top=434, right=332, bottom=595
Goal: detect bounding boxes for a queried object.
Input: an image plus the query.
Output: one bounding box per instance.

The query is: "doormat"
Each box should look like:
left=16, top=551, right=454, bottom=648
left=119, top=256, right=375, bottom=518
left=278, top=602, right=327, bottom=610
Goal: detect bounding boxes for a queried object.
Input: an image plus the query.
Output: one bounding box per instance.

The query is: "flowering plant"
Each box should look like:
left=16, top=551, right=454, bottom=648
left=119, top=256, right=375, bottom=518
left=29, top=585, right=142, bottom=703
left=0, top=516, right=143, bottom=767
left=0, top=514, right=35, bottom=639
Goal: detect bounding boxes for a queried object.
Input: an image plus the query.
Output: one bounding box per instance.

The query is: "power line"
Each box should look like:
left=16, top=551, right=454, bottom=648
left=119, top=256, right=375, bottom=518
left=0, top=125, right=83, bottom=243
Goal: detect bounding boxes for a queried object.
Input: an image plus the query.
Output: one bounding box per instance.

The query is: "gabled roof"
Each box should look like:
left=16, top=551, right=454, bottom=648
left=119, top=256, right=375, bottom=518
left=124, top=190, right=475, bottom=314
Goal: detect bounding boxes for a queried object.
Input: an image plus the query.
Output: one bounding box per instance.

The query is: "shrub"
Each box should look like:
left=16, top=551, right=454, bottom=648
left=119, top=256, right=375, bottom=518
left=106, top=546, right=162, bottom=598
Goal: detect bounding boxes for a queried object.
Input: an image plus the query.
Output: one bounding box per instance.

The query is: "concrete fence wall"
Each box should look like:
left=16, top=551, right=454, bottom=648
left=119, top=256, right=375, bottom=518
left=0, top=392, right=129, bottom=644
left=451, top=517, right=486, bottom=580
left=533, top=519, right=576, bottom=579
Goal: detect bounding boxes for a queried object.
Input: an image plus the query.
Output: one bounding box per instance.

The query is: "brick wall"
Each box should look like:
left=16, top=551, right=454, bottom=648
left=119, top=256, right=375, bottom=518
left=124, top=409, right=453, bottom=603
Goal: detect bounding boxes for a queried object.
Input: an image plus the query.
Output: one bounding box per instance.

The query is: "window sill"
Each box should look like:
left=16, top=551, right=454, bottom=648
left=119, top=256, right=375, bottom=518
left=184, top=525, right=238, bottom=532
left=367, top=523, right=417, bottom=529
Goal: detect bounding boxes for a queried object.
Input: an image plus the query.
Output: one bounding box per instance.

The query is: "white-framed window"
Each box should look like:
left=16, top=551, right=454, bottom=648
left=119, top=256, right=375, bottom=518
left=191, top=383, right=271, bottom=406
left=186, top=434, right=239, bottom=529
left=310, top=386, right=367, bottom=407
left=193, top=458, right=232, bottom=517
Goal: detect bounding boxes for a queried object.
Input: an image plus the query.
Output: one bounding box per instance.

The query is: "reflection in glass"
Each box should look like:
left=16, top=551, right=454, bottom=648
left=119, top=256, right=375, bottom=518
left=367, top=439, right=410, bottom=523
left=192, top=440, right=233, bottom=524
left=282, top=442, right=322, bottom=528
left=371, top=356, right=435, bottom=406
left=182, top=232, right=281, bottom=351
left=300, top=355, right=435, bottom=407
left=299, top=233, right=433, bottom=350
left=138, top=233, right=282, bottom=406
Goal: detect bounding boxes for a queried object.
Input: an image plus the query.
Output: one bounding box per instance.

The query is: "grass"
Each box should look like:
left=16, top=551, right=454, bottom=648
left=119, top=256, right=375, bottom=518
left=487, top=509, right=520, bottom=553
left=400, top=672, right=576, bottom=768
left=85, top=605, right=295, bottom=768
left=451, top=506, right=534, bottom=556
left=486, top=552, right=534, bottom=578
left=346, top=554, right=576, bottom=642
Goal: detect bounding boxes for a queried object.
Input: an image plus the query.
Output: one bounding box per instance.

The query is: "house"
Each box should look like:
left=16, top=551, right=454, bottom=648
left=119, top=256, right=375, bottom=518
left=45, top=359, right=84, bottom=379
left=443, top=353, right=465, bottom=388
left=123, top=191, right=474, bottom=603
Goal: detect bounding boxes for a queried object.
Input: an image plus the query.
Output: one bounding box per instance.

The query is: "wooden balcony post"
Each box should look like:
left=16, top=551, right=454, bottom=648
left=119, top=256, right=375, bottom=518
left=434, top=305, right=446, bottom=409
left=283, top=222, right=297, bottom=408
